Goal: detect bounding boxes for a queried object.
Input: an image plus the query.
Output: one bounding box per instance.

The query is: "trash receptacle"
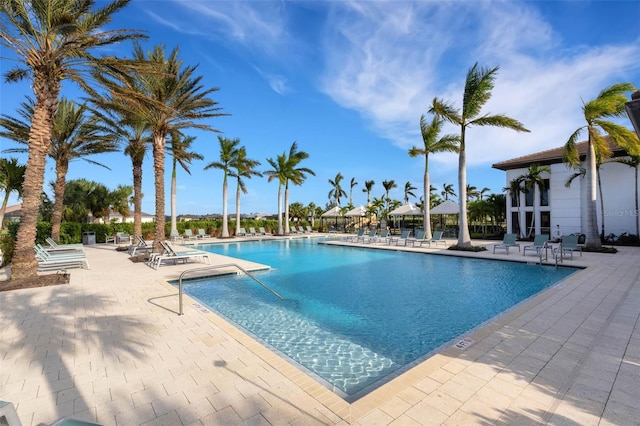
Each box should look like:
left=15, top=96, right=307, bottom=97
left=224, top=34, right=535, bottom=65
left=82, top=231, right=96, bottom=245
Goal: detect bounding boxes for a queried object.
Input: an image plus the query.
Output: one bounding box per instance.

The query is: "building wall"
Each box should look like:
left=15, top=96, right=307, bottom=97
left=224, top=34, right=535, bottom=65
left=505, top=159, right=638, bottom=238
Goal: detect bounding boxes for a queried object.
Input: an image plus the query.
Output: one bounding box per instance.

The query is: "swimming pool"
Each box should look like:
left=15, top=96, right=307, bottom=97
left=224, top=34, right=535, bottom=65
left=180, top=238, right=578, bottom=400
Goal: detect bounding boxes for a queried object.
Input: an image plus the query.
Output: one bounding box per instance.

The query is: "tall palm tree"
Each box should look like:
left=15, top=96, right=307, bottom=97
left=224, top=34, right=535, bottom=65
left=0, top=0, right=144, bottom=279
left=91, top=108, right=151, bottom=238
left=107, top=184, right=133, bottom=223
left=519, top=164, right=550, bottom=238
left=441, top=183, right=456, bottom=201
left=307, top=202, right=317, bottom=228
left=362, top=180, right=375, bottom=206
left=94, top=43, right=225, bottom=248
left=328, top=173, right=347, bottom=207
left=382, top=180, right=397, bottom=216
left=1, top=98, right=119, bottom=240
left=430, top=63, right=530, bottom=248
left=265, top=153, right=288, bottom=235
left=205, top=137, right=240, bottom=238
left=409, top=114, right=460, bottom=239
left=349, top=177, right=358, bottom=206
left=612, top=155, right=640, bottom=238
left=231, top=147, right=262, bottom=236
left=0, top=158, right=26, bottom=229
left=283, top=142, right=314, bottom=234
left=466, top=184, right=479, bottom=202
left=563, top=82, right=640, bottom=249
left=403, top=182, right=417, bottom=204
left=168, top=133, right=203, bottom=235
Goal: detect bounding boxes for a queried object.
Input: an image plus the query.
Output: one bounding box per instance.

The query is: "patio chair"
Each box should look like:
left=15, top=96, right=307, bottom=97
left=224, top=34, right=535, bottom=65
left=169, top=229, right=183, bottom=243
left=45, top=237, right=84, bottom=252
left=389, top=229, right=411, bottom=245
left=258, top=227, right=272, bottom=236
left=421, top=230, right=447, bottom=248
left=523, top=235, right=549, bottom=256
left=104, top=234, right=117, bottom=244
left=184, top=229, right=198, bottom=240
left=237, top=227, right=247, bottom=237
left=151, top=241, right=210, bottom=270
left=298, top=225, right=307, bottom=234
left=358, top=229, right=376, bottom=243
left=554, top=234, right=582, bottom=260
left=116, top=232, right=131, bottom=244
left=306, top=225, right=314, bottom=233
left=493, top=233, right=520, bottom=254
left=197, top=228, right=211, bottom=239
left=346, top=228, right=366, bottom=242
left=248, top=227, right=257, bottom=236
left=128, top=236, right=153, bottom=256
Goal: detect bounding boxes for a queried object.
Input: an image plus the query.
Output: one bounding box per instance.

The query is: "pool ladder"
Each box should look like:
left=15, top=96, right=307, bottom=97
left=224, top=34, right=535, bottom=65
left=177, top=263, right=284, bottom=315
left=538, top=242, right=562, bottom=268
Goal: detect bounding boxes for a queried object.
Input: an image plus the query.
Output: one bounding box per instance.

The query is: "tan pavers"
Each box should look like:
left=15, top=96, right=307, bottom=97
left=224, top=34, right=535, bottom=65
left=1, top=237, right=639, bottom=425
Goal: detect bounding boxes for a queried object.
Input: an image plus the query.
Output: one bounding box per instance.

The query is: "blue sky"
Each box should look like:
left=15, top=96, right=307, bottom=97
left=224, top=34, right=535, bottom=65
left=2, top=0, right=640, bottom=216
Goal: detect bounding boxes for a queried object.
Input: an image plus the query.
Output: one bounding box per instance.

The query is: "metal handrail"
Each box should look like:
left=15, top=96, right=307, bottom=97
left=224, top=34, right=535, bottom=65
left=177, top=263, right=284, bottom=315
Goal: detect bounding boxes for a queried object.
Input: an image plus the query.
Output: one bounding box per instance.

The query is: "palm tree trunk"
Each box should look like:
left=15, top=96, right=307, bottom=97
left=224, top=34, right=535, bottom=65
left=424, top=162, right=432, bottom=240
left=51, top=162, right=69, bottom=241
left=584, top=140, right=601, bottom=249
left=597, top=169, right=605, bottom=240
left=235, top=181, right=241, bottom=235
left=132, top=161, right=143, bottom=238
left=457, top=145, right=471, bottom=247
left=152, top=134, right=166, bottom=249
left=0, top=192, right=9, bottom=230
left=170, top=160, right=177, bottom=234
left=284, top=181, right=290, bottom=234
left=277, top=184, right=283, bottom=235
left=12, top=93, right=57, bottom=280
left=221, top=174, right=229, bottom=238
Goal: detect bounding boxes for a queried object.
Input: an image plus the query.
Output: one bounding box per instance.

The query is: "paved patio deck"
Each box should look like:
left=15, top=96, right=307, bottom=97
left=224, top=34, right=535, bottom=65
left=1, top=235, right=638, bottom=425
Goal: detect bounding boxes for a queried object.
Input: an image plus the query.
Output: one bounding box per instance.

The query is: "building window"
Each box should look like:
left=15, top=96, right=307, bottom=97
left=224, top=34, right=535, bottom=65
left=541, top=211, right=551, bottom=237
left=511, top=212, right=520, bottom=236
left=511, top=192, right=519, bottom=208
left=525, top=189, right=534, bottom=207
left=540, top=179, right=550, bottom=206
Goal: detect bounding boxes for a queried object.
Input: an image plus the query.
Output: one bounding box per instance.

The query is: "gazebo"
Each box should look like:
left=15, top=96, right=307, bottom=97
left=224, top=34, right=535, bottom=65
left=320, top=206, right=343, bottom=232
left=344, top=205, right=367, bottom=231
left=430, top=199, right=460, bottom=235
left=388, top=203, right=422, bottom=231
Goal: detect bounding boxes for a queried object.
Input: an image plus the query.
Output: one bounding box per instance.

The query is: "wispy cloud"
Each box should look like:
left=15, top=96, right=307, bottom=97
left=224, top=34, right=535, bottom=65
left=319, top=1, right=640, bottom=167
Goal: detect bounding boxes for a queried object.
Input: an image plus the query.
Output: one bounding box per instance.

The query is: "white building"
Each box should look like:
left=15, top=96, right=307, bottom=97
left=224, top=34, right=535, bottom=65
left=492, top=141, right=638, bottom=239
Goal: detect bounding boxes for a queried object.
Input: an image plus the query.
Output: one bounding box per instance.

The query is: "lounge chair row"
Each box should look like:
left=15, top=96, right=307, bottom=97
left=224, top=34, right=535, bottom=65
left=495, top=233, right=582, bottom=260
left=237, top=227, right=273, bottom=237
left=345, top=229, right=447, bottom=248
left=35, top=243, right=90, bottom=271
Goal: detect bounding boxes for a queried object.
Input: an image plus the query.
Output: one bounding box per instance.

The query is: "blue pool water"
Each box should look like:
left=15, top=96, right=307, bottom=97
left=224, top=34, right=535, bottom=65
left=181, top=238, right=578, bottom=399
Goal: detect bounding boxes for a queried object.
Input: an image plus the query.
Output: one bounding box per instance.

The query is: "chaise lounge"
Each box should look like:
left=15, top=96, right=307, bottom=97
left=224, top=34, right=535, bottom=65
left=493, top=233, right=520, bottom=254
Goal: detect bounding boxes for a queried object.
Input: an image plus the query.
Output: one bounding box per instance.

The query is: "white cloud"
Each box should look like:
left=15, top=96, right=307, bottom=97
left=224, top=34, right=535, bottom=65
left=318, top=1, right=640, bottom=167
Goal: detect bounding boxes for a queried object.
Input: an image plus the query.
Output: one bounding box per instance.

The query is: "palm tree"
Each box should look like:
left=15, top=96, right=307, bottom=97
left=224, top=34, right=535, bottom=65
left=477, top=187, right=491, bottom=201
left=349, top=177, right=358, bottom=206
left=0, top=0, right=144, bottom=279
left=328, top=173, right=347, bottom=206
left=409, top=114, right=460, bottom=239
left=231, top=147, right=262, bottom=236
left=0, top=158, right=26, bottom=229
left=2, top=98, right=119, bottom=240
left=382, top=180, right=397, bottom=218
left=612, top=155, right=640, bottom=238
left=283, top=142, right=314, bottom=234
left=362, top=180, right=375, bottom=206
left=441, top=183, right=456, bottom=201
left=506, top=177, right=525, bottom=238
left=520, top=164, right=550, bottom=238
left=265, top=153, right=288, bottom=235
left=307, top=201, right=317, bottom=228
left=94, top=44, right=225, bottom=248
left=168, top=133, right=203, bottom=235
left=205, top=137, right=240, bottom=238
left=90, top=104, right=151, bottom=238
left=563, top=82, right=640, bottom=249
left=466, top=184, right=479, bottom=202
left=403, top=181, right=417, bottom=204
left=430, top=63, right=530, bottom=248
left=107, top=184, right=133, bottom=223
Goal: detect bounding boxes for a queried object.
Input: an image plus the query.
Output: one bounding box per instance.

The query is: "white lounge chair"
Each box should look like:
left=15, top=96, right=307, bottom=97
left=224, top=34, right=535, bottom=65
left=523, top=235, right=549, bottom=256
left=197, top=228, right=211, bottom=239
left=553, top=234, right=582, bottom=260
left=35, top=245, right=90, bottom=270
left=151, top=241, right=210, bottom=270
